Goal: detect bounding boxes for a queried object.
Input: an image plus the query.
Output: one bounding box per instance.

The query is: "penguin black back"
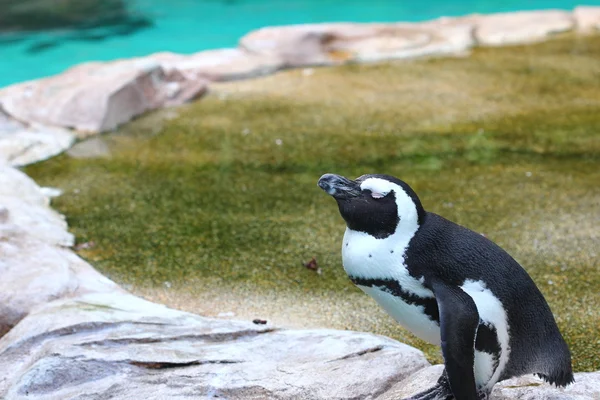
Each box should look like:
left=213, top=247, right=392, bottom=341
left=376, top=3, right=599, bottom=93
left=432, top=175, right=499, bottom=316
left=405, top=212, right=574, bottom=386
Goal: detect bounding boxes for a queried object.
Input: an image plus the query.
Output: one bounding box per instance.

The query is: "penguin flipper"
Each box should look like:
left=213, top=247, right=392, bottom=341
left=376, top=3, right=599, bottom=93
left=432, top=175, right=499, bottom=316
left=432, top=280, right=480, bottom=400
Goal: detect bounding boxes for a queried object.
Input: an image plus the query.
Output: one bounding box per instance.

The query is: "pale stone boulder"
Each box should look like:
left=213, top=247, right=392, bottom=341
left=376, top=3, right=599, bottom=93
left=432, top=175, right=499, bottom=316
left=0, top=197, right=73, bottom=247
left=0, top=166, right=73, bottom=246
left=574, top=6, right=600, bottom=32
left=467, top=10, right=575, bottom=46
left=0, top=59, right=207, bottom=133
left=378, top=364, right=600, bottom=400
left=0, top=291, right=430, bottom=399
left=0, top=229, right=118, bottom=337
left=152, top=48, right=284, bottom=82
left=0, top=110, right=75, bottom=166
left=239, top=22, right=475, bottom=67
left=0, top=166, right=49, bottom=206
left=0, top=165, right=115, bottom=336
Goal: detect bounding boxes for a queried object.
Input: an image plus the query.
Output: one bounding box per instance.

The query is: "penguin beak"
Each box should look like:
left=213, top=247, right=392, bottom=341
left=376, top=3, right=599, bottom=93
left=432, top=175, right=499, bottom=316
left=318, top=173, right=361, bottom=200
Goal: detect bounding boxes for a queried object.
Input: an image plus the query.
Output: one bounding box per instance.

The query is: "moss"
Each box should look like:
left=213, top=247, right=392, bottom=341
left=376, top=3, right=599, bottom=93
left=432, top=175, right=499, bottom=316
left=25, top=34, right=600, bottom=371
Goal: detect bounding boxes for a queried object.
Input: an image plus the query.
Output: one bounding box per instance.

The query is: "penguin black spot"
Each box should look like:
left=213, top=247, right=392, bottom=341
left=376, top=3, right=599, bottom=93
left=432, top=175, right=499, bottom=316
left=318, top=172, right=574, bottom=400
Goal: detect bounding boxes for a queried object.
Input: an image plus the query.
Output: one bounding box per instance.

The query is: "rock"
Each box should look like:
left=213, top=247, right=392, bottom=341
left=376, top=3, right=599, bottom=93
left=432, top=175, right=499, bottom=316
left=0, top=165, right=73, bottom=246
left=153, top=48, right=284, bottom=82
left=574, top=6, right=600, bottom=32
left=378, top=364, right=600, bottom=400
left=0, top=232, right=113, bottom=337
left=0, top=166, right=49, bottom=206
left=0, top=59, right=207, bottom=133
left=466, top=10, right=575, bottom=46
left=0, top=165, right=117, bottom=336
left=239, top=22, right=475, bottom=68
left=0, top=291, right=429, bottom=399
left=491, top=373, right=600, bottom=399
left=0, top=196, right=73, bottom=247
left=0, top=110, right=75, bottom=166
left=376, top=364, right=445, bottom=399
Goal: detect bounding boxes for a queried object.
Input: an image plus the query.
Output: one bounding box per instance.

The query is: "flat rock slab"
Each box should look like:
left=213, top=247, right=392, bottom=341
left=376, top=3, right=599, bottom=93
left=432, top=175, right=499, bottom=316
left=0, top=292, right=429, bottom=400
left=239, top=22, right=475, bottom=68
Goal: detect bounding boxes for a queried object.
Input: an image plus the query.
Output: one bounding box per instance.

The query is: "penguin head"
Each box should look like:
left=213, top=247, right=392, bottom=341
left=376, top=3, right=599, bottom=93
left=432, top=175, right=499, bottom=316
left=318, top=173, right=425, bottom=239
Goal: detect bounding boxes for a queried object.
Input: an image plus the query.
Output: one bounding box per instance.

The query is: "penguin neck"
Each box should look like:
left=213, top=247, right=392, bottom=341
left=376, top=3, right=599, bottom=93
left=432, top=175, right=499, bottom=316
left=343, top=212, right=421, bottom=263
left=342, top=214, right=421, bottom=282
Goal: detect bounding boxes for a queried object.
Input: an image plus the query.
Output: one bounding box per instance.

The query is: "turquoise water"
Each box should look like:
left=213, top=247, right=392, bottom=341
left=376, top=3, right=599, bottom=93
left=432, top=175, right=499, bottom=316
left=1, top=0, right=599, bottom=88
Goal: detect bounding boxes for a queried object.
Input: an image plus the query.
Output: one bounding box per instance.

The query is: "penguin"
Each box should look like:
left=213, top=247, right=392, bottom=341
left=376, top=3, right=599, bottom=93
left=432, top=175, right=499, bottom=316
left=317, top=173, right=573, bottom=400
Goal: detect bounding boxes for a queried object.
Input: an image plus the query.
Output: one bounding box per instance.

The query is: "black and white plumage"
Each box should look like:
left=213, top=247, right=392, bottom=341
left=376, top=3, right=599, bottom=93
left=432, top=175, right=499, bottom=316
left=318, top=173, right=573, bottom=400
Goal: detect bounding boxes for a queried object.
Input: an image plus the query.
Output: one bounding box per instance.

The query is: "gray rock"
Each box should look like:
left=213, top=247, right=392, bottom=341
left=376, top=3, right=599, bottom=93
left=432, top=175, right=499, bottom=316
left=0, top=165, right=73, bottom=246
left=491, top=373, right=600, bottom=400
left=239, top=22, right=475, bottom=68
left=0, top=110, right=75, bottom=166
left=0, top=292, right=429, bottom=400
left=377, top=364, right=445, bottom=399
left=0, top=165, right=114, bottom=336
left=378, top=365, right=600, bottom=400
left=152, top=48, right=284, bottom=82
left=0, top=59, right=207, bottom=133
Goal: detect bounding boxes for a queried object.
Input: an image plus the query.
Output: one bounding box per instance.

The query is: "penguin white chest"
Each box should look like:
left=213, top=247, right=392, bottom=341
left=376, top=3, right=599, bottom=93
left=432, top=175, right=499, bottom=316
left=341, top=228, right=440, bottom=345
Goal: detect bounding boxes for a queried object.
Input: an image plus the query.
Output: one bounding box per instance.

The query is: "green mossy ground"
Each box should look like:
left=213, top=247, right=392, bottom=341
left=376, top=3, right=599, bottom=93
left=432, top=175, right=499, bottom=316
left=25, top=35, right=600, bottom=371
